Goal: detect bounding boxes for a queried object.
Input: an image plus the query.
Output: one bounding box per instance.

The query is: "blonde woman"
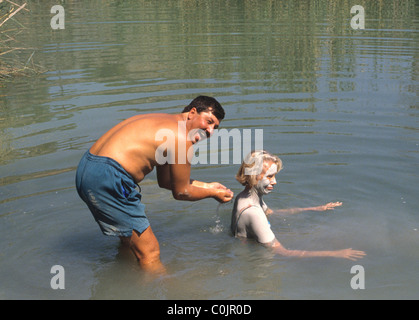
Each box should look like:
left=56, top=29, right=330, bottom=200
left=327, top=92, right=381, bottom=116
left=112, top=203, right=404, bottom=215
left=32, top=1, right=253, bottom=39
left=231, top=150, right=365, bottom=261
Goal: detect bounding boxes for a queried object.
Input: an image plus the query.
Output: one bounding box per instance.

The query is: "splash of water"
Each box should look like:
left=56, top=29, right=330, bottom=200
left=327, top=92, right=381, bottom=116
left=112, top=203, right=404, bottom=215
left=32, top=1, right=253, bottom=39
left=209, top=202, right=233, bottom=235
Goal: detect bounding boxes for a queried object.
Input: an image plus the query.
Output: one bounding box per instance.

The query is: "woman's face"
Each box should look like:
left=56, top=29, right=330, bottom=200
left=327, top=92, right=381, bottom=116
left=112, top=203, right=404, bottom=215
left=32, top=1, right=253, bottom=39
left=254, top=160, right=277, bottom=195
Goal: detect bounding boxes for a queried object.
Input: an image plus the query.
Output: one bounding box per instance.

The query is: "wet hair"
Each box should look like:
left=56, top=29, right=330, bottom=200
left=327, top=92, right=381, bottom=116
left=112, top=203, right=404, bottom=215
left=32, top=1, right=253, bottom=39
left=182, top=96, right=225, bottom=121
left=236, top=150, right=283, bottom=187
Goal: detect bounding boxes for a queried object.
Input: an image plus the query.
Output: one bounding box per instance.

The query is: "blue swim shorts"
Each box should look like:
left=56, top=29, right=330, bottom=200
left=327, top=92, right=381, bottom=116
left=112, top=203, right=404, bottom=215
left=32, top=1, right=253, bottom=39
left=75, top=151, right=149, bottom=237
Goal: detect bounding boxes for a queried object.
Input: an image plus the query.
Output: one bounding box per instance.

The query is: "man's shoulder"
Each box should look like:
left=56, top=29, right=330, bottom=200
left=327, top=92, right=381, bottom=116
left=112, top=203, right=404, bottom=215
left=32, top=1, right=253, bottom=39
left=132, top=112, right=176, bottom=122
left=131, top=113, right=182, bottom=131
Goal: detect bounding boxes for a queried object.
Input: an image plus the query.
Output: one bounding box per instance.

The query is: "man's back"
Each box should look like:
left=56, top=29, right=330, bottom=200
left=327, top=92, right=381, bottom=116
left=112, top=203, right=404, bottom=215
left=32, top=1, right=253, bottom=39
left=90, top=113, right=183, bottom=183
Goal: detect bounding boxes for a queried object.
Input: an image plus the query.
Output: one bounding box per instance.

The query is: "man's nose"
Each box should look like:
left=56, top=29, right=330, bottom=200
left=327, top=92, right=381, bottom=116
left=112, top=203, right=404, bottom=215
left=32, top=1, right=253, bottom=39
left=206, top=126, right=214, bottom=137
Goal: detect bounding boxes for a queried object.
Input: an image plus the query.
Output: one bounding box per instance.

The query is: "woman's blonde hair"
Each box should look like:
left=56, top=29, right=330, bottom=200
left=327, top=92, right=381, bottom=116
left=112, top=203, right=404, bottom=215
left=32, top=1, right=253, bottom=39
left=236, top=150, right=283, bottom=187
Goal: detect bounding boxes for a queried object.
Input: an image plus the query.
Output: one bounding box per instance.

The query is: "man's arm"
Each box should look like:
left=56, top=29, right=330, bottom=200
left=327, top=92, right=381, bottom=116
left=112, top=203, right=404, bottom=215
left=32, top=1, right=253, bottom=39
left=157, top=167, right=228, bottom=191
left=191, top=180, right=229, bottom=191
left=156, top=129, right=233, bottom=202
left=156, top=162, right=233, bottom=203
left=156, top=165, right=171, bottom=190
left=170, top=161, right=233, bottom=202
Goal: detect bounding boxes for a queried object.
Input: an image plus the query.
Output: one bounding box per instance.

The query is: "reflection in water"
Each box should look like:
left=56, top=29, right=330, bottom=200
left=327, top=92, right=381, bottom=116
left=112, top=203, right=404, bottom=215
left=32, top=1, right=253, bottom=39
left=0, top=0, right=418, bottom=299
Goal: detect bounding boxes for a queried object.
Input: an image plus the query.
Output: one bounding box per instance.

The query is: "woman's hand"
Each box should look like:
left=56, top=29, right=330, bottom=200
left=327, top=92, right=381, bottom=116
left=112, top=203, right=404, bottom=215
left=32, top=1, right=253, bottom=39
left=333, top=248, right=366, bottom=261
left=311, top=202, right=342, bottom=211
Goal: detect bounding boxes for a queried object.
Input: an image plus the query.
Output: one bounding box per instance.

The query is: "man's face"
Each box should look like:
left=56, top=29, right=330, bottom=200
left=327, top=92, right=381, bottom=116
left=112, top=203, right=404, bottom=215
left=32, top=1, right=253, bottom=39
left=188, top=108, right=220, bottom=144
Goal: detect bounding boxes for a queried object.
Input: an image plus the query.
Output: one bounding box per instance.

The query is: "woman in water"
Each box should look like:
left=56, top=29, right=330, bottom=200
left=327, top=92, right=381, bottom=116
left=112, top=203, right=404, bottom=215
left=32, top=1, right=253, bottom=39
left=231, top=150, right=365, bottom=261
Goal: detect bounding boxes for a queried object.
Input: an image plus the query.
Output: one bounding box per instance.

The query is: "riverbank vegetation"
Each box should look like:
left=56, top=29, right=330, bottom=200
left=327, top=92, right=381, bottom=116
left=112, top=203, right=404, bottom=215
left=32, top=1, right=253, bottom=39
left=0, top=0, right=42, bottom=80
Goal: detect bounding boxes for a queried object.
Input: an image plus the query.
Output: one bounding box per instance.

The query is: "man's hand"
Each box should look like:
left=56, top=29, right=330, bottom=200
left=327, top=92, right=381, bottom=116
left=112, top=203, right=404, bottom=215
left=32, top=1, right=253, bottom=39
left=191, top=180, right=228, bottom=190
left=191, top=180, right=233, bottom=203
left=213, top=187, right=234, bottom=203
left=207, top=182, right=227, bottom=190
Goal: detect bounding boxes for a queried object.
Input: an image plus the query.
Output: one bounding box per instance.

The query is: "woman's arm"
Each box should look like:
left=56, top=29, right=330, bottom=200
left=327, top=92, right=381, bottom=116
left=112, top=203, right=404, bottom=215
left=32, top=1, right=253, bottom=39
left=271, top=202, right=342, bottom=215
left=270, top=239, right=366, bottom=261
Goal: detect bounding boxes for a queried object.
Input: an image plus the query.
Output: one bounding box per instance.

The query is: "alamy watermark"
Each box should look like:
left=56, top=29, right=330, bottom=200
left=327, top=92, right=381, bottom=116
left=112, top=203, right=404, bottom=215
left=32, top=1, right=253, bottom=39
left=50, top=5, right=365, bottom=31
left=350, top=265, right=365, bottom=290
left=351, top=5, right=365, bottom=30
left=50, top=265, right=65, bottom=290
left=49, top=263, right=365, bottom=291
left=155, top=121, right=265, bottom=174
left=46, top=3, right=368, bottom=294
left=50, top=5, right=65, bottom=30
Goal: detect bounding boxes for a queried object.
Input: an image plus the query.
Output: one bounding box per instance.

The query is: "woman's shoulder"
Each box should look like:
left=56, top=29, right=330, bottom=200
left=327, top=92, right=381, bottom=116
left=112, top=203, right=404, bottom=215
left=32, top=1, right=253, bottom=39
left=237, top=203, right=264, bottom=216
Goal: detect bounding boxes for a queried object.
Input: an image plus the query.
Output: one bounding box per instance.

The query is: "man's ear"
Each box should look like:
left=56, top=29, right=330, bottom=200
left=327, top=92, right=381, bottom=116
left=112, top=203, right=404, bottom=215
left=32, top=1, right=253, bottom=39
left=187, top=107, right=197, bottom=119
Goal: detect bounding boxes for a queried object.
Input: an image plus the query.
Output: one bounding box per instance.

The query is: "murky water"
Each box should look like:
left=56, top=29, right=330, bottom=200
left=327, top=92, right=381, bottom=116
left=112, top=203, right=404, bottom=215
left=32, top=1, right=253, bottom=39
left=1, top=0, right=418, bottom=299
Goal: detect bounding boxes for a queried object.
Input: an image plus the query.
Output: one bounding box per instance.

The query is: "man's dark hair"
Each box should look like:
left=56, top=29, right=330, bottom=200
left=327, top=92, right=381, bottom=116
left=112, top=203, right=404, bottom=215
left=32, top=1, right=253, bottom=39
left=182, top=96, right=225, bottom=120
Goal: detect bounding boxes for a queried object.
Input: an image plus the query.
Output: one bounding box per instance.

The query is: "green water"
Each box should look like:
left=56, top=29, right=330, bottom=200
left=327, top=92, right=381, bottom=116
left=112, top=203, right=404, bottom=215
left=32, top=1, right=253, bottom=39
left=0, top=0, right=418, bottom=299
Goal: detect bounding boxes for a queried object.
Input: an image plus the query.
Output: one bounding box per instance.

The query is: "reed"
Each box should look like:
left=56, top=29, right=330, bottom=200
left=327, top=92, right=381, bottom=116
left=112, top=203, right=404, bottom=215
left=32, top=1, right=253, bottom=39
left=0, top=0, right=42, bottom=80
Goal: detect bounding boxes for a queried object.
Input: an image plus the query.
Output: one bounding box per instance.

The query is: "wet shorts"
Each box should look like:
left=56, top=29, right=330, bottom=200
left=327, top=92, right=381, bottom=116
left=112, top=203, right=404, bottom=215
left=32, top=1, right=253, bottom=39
left=75, top=151, right=149, bottom=237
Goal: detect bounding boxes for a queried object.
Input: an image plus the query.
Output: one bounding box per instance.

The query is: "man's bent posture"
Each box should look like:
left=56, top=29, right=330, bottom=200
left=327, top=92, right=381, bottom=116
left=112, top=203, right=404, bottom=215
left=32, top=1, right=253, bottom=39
left=76, top=96, right=233, bottom=274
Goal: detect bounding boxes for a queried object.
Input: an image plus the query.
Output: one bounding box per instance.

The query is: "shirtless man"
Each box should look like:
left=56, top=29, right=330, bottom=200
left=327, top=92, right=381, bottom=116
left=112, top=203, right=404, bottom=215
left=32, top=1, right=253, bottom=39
left=231, top=150, right=366, bottom=261
left=76, top=96, right=234, bottom=274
